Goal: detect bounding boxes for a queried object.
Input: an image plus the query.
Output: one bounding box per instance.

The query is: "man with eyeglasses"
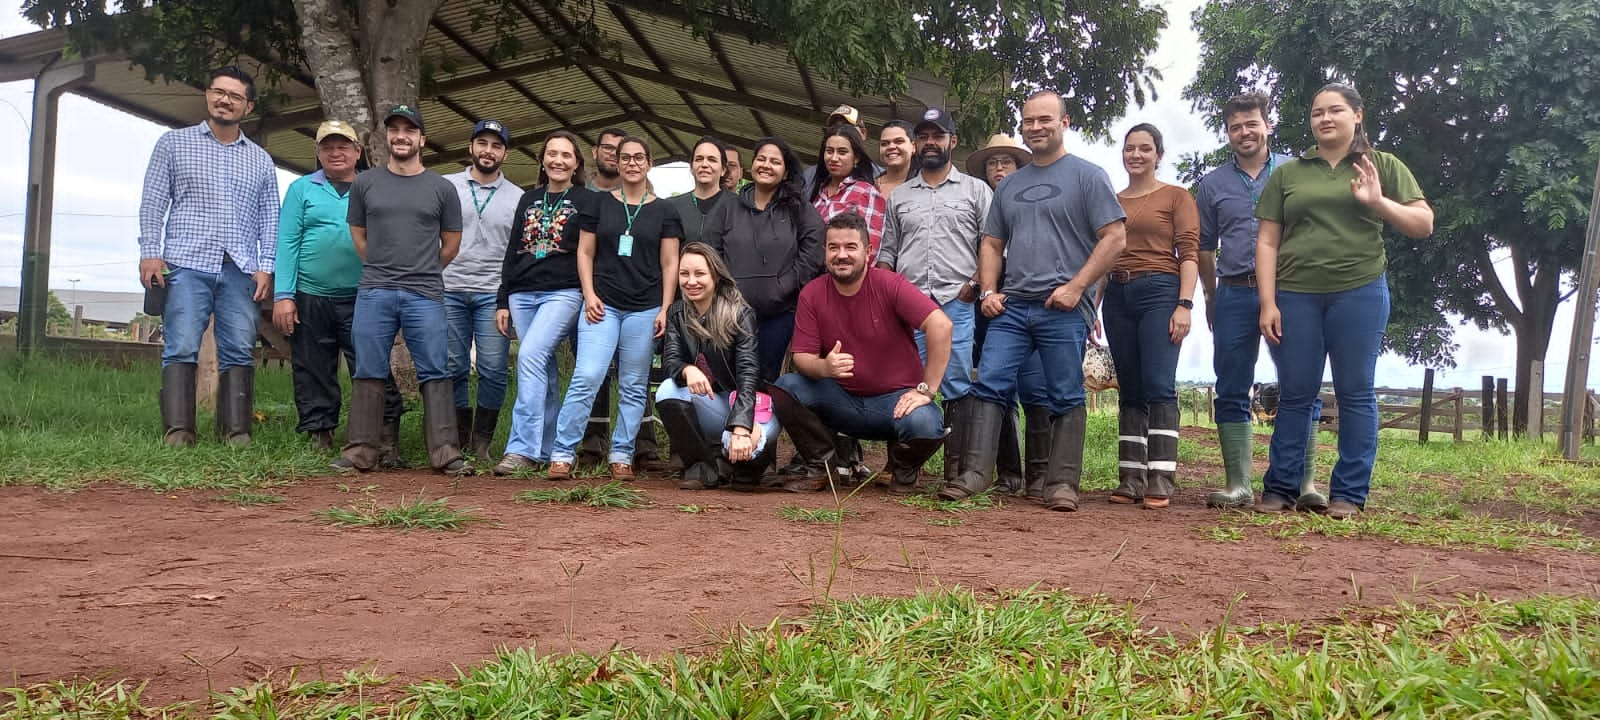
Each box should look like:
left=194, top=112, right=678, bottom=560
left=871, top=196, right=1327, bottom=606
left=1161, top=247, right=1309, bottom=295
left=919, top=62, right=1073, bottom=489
left=722, top=146, right=746, bottom=192
left=140, top=65, right=280, bottom=448
left=587, top=127, right=625, bottom=193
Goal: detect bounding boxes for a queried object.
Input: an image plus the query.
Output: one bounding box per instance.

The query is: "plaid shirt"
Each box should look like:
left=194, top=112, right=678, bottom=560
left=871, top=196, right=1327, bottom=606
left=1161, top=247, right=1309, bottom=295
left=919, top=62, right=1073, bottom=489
left=139, top=122, right=280, bottom=274
left=813, top=176, right=887, bottom=258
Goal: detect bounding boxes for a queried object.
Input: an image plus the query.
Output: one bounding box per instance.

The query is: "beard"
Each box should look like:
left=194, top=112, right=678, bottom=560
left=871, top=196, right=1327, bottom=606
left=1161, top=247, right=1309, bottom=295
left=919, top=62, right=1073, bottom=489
left=390, top=143, right=419, bottom=161
left=828, top=259, right=865, bottom=285
left=597, top=160, right=620, bottom=178
left=208, top=108, right=241, bottom=127
left=918, top=147, right=950, bottom=171
left=474, top=155, right=502, bottom=174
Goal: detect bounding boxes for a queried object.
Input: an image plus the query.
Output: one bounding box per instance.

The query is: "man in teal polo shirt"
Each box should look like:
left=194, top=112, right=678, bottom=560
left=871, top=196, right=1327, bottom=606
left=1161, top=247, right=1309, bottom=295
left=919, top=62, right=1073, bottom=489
left=273, top=120, right=403, bottom=461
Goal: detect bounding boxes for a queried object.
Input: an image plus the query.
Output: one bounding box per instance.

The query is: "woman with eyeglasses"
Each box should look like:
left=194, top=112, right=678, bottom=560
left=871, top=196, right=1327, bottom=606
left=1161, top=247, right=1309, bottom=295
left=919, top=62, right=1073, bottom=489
left=548, top=135, right=682, bottom=480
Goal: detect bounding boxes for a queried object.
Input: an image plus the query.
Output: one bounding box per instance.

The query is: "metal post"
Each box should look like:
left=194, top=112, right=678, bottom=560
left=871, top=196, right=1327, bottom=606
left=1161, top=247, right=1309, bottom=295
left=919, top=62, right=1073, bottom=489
left=1559, top=151, right=1600, bottom=459
left=17, top=60, right=93, bottom=354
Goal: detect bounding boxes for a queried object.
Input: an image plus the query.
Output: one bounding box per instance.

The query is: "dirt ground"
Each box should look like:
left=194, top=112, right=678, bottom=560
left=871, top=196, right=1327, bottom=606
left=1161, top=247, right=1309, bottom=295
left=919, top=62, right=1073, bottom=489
left=5, top=441, right=1599, bottom=704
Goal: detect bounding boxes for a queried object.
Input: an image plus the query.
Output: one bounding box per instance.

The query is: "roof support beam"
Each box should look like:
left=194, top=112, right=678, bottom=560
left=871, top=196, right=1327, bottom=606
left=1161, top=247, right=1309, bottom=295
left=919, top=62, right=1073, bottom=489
left=422, top=112, right=636, bottom=166
left=579, top=54, right=829, bottom=125
left=633, top=110, right=761, bottom=150
left=606, top=3, right=719, bottom=132
left=18, top=60, right=93, bottom=354
left=704, top=32, right=773, bottom=138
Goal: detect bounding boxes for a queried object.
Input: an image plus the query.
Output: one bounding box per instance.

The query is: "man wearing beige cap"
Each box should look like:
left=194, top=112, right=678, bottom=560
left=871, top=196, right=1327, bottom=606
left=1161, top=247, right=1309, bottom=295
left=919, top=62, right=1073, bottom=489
left=274, top=120, right=404, bottom=461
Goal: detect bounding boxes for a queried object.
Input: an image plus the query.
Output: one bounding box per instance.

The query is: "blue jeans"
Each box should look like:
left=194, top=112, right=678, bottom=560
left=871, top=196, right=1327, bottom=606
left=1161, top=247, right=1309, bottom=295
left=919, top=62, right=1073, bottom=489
left=551, top=304, right=659, bottom=464
left=1263, top=275, right=1390, bottom=506
left=915, top=298, right=975, bottom=400
left=1102, top=273, right=1181, bottom=406
left=445, top=291, right=511, bottom=409
left=976, top=309, right=1048, bottom=408
left=754, top=311, right=795, bottom=384
left=161, top=262, right=259, bottom=370
left=504, top=290, right=582, bottom=462
left=351, top=287, right=450, bottom=383
left=1212, top=282, right=1262, bottom=423
left=772, top=374, right=944, bottom=441
left=972, top=299, right=1087, bottom=416
left=656, top=378, right=781, bottom=456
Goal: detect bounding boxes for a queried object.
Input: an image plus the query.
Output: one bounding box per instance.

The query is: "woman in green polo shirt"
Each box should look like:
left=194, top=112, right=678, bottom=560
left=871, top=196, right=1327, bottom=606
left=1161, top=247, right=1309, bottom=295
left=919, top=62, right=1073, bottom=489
left=1254, top=83, right=1434, bottom=519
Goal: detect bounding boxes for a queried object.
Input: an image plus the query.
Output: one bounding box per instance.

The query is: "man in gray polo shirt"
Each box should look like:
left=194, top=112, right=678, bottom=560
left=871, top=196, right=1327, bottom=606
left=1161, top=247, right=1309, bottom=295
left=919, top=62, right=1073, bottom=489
left=443, top=119, right=523, bottom=460
left=877, top=107, right=992, bottom=493
left=938, top=90, right=1128, bottom=512
left=1195, top=91, right=1325, bottom=511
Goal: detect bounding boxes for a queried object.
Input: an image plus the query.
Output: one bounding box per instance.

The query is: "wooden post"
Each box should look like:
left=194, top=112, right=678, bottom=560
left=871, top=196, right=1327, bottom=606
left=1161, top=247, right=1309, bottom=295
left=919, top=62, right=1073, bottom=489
left=129, top=321, right=141, bottom=342
left=1453, top=388, right=1464, bottom=442
left=1527, top=361, right=1544, bottom=441
left=1206, top=386, right=1215, bottom=424
left=1481, top=376, right=1495, bottom=440
left=1419, top=368, right=1434, bottom=443
left=1496, top=378, right=1510, bottom=440
left=197, top=318, right=218, bottom=410
left=71, top=305, right=83, bottom=337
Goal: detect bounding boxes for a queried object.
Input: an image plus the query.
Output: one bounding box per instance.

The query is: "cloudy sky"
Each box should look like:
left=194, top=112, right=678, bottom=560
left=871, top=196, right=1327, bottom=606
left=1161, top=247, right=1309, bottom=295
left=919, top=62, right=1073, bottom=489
left=0, top=0, right=1588, bottom=390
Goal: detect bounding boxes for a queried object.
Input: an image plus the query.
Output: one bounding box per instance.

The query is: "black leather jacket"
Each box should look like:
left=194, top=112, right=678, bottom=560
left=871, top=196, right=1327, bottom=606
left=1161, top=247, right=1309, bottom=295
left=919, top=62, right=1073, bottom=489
left=661, top=300, right=762, bottom=431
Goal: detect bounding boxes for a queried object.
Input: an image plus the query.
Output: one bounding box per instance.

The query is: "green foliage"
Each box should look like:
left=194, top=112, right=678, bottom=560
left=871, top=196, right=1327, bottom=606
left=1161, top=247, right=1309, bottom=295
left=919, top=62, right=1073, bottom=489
left=44, top=291, right=70, bottom=332
left=515, top=481, right=649, bottom=509
left=778, top=504, right=856, bottom=523
left=315, top=494, right=482, bottom=531
left=1186, top=0, right=1600, bottom=373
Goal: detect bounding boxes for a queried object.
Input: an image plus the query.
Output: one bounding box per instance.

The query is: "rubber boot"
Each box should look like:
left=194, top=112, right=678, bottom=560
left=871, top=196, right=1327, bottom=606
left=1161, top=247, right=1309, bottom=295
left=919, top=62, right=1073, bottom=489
left=938, top=399, right=1005, bottom=501
left=1206, top=422, right=1255, bottom=508
left=1023, top=406, right=1052, bottom=501
left=471, top=406, right=499, bottom=460
left=941, top=396, right=972, bottom=491
left=336, top=379, right=386, bottom=471
left=1043, top=407, right=1087, bottom=512
left=578, top=378, right=611, bottom=467
left=657, top=398, right=722, bottom=490
left=995, top=406, right=1025, bottom=494
left=887, top=434, right=948, bottom=495
left=833, top=433, right=869, bottom=484
left=1144, top=403, right=1180, bottom=509
left=635, top=396, right=665, bottom=471
left=455, top=407, right=473, bottom=453
left=1296, top=420, right=1329, bottom=513
left=768, top=385, right=845, bottom=493
left=379, top=418, right=407, bottom=469
left=1110, top=405, right=1147, bottom=504
left=215, top=365, right=255, bottom=446
left=159, top=363, right=198, bottom=448
left=423, top=380, right=469, bottom=475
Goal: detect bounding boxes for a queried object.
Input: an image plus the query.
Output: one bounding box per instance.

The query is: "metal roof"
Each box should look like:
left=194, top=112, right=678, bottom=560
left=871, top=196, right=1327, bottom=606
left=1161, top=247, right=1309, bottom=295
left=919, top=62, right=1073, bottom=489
left=0, top=1, right=945, bottom=185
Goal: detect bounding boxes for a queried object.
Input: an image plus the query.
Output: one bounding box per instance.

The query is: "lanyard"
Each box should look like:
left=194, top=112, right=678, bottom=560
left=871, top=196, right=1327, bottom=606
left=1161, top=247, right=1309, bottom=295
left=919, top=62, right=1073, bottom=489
left=539, top=187, right=570, bottom=233
left=621, top=191, right=650, bottom=234
left=468, top=180, right=499, bottom=218
left=1235, top=154, right=1274, bottom=203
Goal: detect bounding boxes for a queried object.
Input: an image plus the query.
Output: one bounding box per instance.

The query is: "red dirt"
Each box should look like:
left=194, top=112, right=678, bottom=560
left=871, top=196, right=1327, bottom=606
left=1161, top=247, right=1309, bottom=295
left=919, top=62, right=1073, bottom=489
left=5, top=467, right=1598, bottom=704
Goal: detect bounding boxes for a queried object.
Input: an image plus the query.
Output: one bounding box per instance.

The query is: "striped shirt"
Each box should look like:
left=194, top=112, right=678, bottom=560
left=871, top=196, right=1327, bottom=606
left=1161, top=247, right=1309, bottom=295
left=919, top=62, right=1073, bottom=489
left=138, top=122, right=280, bottom=274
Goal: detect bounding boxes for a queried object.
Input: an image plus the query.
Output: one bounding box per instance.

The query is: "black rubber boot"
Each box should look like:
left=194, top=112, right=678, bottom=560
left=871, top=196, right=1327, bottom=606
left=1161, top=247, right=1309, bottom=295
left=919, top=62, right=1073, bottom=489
left=379, top=418, right=407, bottom=469
left=657, top=398, right=723, bottom=490
left=995, top=405, right=1024, bottom=494
left=471, top=406, right=499, bottom=460
left=455, top=407, right=474, bottom=453
left=941, top=396, right=972, bottom=491
left=1111, top=405, right=1148, bottom=504
left=159, top=363, right=198, bottom=448
left=938, top=399, right=1005, bottom=501
left=1023, top=406, right=1052, bottom=501
left=215, top=365, right=255, bottom=446
left=1043, top=407, right=1087, bottom=512
left=423, top=381, right=469, bottom=475
left=768, top=385, right=844, bottom=493
left=335, top=379, right=386, bottom=472
left=1144, top=403, right=1180, bottom=508
left=887, top=434, right=948, bottom=495
left=634, top=396, right=665, bottom=471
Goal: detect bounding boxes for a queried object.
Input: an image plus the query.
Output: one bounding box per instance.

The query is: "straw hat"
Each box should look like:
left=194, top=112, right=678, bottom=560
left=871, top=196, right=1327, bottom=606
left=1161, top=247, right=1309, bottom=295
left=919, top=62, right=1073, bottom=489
left=965, top=134, right=1032, bottom=179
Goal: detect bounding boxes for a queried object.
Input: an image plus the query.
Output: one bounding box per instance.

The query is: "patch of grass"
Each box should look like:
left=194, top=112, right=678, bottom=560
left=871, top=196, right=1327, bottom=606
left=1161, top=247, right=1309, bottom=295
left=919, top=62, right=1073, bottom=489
left=676, top=503, right=704, bottom=513
left=779, top=505, right=856, bottom=524
left=515, top=481, right=648, bottom=509
left=926, top=517, right=965, bottom=527
left=214, top=489, right=285, bottom=506
left=1216, top=509, right=1600, bottom=555
left=898, top=489, right=1002, bottom=513
left=13, top=592, right=1599, bottom=718
left=314, top=494, right=481, bottom=531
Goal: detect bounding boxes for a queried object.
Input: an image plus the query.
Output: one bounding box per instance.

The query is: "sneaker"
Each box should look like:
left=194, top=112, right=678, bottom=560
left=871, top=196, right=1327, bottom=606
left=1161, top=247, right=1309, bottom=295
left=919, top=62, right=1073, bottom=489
left=609, top=462, right=635, bottom=480
left=493, top=453, right=537, bottom=477
left=547, top=461, right=573, bottom=480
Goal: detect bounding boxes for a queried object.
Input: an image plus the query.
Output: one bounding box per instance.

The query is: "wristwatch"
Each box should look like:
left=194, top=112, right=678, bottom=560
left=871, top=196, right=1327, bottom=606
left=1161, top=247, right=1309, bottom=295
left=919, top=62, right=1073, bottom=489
left=1176, top=298, right=1194, bottom=309
left=915, top=382, right=936, bottom=398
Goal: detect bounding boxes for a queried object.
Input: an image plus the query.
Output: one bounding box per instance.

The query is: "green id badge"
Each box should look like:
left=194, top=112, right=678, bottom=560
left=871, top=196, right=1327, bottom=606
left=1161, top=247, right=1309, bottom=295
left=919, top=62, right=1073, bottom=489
left=618, top=233, right=634, bottom=257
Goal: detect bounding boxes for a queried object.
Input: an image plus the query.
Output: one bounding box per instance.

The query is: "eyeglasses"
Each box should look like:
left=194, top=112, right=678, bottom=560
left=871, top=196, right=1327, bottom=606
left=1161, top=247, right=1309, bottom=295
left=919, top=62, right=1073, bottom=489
left=618, top=153, right=649, bottom=166
left=206, top=87, right=249, bottom=104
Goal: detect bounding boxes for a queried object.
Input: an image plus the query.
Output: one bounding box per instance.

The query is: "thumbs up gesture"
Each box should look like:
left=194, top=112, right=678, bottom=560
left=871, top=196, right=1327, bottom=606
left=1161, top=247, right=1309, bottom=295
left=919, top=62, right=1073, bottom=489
left=824, top=340, right=855, bottom=379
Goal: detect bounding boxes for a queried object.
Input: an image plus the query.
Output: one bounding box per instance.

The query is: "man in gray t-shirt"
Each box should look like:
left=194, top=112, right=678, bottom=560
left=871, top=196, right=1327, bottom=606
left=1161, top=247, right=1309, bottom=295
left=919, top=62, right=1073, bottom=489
left=938, top=90, right=1128, bottom=513
left=341, top=104, right=469, bottom=476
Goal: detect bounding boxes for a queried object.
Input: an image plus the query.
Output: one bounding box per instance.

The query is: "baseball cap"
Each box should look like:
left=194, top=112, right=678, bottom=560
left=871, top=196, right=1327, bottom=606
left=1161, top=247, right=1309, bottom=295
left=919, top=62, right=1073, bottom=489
left=383, top=104, right=425, bottom=133
left=826, top=104, right=861, bottom=128
left=472, top=119, right=510, bottom=145
left=315, top=120, right=360, bottom=144
left=914, top=107, right=957, bottom=135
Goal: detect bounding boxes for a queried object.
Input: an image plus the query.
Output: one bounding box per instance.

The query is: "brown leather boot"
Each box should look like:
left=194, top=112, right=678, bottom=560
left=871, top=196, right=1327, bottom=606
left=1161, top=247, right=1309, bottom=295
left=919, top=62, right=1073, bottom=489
left=768, top=385, right=845, bottom=493
left=335, top=379, right=386, bottom=472
left=423, top=380, right=469, bottom=475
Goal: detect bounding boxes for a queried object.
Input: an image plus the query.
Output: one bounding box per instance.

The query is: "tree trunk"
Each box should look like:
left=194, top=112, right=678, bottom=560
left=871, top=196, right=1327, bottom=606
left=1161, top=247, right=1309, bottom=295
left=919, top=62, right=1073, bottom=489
left=1511, top=262, right=1561, bottom=436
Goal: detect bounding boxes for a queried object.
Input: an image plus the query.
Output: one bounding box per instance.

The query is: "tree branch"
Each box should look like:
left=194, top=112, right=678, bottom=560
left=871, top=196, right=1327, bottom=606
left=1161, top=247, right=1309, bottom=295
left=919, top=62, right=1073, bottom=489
left=1475, top=240, right=1524, bottom=333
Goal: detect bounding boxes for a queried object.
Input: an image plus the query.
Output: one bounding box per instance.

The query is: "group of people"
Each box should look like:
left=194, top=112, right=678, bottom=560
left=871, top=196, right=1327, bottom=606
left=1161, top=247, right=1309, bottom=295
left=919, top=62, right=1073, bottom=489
left=140, top=65, right=1431, bottom=519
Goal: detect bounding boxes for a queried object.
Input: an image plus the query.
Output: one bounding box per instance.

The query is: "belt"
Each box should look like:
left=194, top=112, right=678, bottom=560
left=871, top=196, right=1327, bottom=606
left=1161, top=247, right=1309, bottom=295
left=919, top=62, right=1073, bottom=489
left=1218, top=273, right=1257, bottom=288
left=1107, top=269, right=1170, bottom=283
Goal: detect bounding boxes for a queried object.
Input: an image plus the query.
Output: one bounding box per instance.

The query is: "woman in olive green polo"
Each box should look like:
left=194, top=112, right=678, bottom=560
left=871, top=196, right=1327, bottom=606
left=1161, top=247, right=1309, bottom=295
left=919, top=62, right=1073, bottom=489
left=1254, top=83, right=1434, bottom=519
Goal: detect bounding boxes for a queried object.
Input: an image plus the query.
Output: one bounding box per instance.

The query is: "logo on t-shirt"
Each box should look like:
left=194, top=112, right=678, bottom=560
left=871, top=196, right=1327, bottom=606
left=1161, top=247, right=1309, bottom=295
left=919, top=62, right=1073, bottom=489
left=519, top=200, right=577, bottom=259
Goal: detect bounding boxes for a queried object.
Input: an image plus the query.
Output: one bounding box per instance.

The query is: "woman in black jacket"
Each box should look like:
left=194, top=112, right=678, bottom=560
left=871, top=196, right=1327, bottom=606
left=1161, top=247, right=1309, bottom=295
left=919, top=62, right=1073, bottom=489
left=704, top=136, right=825, bottom=383
left=656, top=242, right=780, bottom=489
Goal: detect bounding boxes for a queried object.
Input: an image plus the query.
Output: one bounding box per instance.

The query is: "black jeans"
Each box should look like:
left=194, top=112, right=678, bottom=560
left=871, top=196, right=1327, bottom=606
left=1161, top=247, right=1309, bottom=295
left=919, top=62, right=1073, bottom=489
left=290, top=292, right=403, bottom=432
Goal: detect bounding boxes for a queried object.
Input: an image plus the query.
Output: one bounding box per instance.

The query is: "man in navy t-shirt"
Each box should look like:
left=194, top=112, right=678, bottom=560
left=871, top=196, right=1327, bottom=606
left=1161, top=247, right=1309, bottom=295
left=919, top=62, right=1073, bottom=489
left=771, top=211, right=953, bottom=495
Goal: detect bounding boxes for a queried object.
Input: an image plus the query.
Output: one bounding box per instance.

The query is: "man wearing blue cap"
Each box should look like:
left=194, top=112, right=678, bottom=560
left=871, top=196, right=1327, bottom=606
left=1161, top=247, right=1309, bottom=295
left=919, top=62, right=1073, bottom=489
left=443, top=119, right=523, bottom=459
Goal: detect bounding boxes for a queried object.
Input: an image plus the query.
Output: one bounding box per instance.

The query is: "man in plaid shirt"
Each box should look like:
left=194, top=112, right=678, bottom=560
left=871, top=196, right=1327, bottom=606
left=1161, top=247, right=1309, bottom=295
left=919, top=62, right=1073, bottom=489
left=139, top=66, right=280, bottom=448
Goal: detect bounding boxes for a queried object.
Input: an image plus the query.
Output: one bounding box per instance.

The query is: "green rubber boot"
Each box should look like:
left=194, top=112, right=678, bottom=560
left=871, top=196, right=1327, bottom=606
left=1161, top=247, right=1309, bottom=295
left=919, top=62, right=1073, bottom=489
left=1206, top=422, right=1255, bottom=508
left=1295, top=421, right=1329, bottom=512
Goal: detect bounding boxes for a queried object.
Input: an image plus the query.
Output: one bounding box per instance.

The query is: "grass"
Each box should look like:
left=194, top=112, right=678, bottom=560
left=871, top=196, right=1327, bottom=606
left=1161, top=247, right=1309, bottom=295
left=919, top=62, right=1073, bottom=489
left=314, top=494, right=482, bottom=531
left=898, top=489, right=1003, bottom=513
left=214, top=489, right=285, bottom=506
left=779, top=504, right=857, bottom=524
left=515, top=480, right=649, bottom=509
left=7, top=591, right=1600, bottom=718
left=1217, top=509, right=1600, bottom=555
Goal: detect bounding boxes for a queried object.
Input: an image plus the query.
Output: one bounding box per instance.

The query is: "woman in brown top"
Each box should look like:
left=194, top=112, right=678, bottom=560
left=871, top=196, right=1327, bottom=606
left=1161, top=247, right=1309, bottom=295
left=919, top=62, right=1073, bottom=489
left=1101, top=123, right=1199, bottom=509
